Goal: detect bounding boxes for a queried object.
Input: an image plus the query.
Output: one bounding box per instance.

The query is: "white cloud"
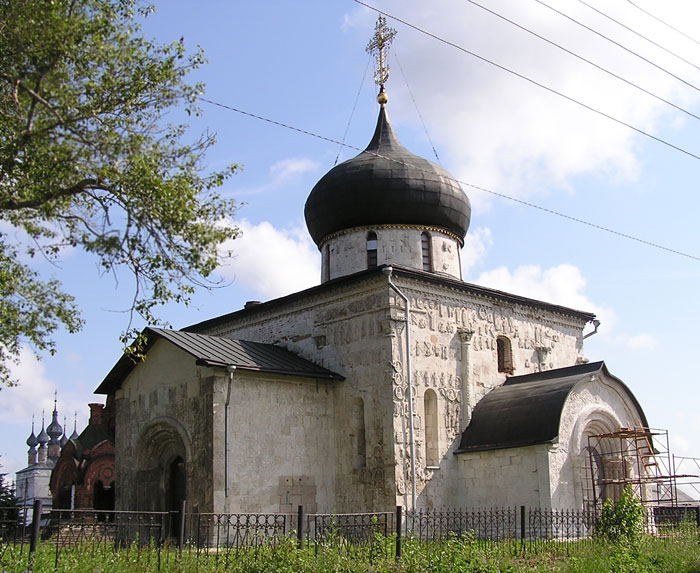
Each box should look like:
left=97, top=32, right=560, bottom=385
left=474, top=263, right=615, bottom=327
left=461, top=226, right=492, bottom=276
left=0, top=348, right=91, bottom=427
left=0, top=349, right=55, bottom=423
left=217, top=219, right=320, bottom=299
left=625, top=333, right=659, bottom=350
left=269, top=158, right=318, bottom=180
left=671, top=433, right=691, bottom=456
left=0, top=347, right=93, bottom=481
left=236, top=157, right=319, bottom=197
left=346, top=0, right=700, bottom=203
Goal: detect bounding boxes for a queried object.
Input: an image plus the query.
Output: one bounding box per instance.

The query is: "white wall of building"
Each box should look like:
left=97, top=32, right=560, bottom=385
left=321, top=227, right=463, bottom=282
left=215, top=371, right=337, bottom=514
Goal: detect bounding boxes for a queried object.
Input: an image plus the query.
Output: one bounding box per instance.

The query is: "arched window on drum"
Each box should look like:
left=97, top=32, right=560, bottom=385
left=367, top=231, right=378, bottom=269
left=421, top=232, right=432, bottom=272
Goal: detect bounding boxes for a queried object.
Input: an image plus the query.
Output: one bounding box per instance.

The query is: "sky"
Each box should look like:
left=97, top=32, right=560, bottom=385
left=1, top=0, right=699, bottom=499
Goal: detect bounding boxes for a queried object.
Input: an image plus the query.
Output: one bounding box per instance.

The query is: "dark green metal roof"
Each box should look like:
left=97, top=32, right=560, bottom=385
left=95, top=327, right=344, bottom=395
left=455, top=361, right=648, bottom=454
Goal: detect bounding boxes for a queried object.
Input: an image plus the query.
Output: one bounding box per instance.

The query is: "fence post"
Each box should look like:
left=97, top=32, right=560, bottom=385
left=178, top=500, right=186, bottom=556
left=28, top=499, right=42, bottom=566
left=395, top=506, right=402, bottom=560
left=696, top=506, right=700, bottom=529
left=520, top=505, right=525, bottom=553
left=297, top=505, right=304, bottom=549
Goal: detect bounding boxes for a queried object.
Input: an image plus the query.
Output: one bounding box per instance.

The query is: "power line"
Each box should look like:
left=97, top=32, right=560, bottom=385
left=626, top=0, right=700, bottom=48
left=335, top=54, right=372, bottom=165
left=352, top=0, right=700, bottom=163
left=463, top=0, right=700, bottom=122
left=198, top=96, right=700, bottom=263
left=393, top=49, right=442, bottom=163
left=574, top=0, right=700, bottom=73
left=532, top=0, right=700, bottom=95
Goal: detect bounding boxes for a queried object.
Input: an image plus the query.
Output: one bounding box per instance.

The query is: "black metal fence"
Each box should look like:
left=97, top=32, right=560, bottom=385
left=1, top=500, right=698, bottom=570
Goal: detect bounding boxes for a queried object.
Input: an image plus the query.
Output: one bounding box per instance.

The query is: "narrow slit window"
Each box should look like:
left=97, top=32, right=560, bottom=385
left=323, top=244, right=331, bottom=282
left=497, top=336, right=514, bottom=374
left=424, top=389, right=439, bottom=467
left=352, top=397, right=367, bottom=469
left=367, top=231, right=378, bottom=268
left=421, top=232, right=432, bottom=272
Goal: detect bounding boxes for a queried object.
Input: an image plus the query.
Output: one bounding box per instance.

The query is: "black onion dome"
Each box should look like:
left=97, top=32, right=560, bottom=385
left=304, top=104, right=471, bottom=246
left=26, top=429, right=38, bottom=449
left=37, top=423, right=49, bottom=446
left=47, top=409, right=63, bottom=444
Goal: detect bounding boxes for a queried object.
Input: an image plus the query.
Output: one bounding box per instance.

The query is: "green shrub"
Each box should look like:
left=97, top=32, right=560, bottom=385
left=595, top=486, right=645, bottom=544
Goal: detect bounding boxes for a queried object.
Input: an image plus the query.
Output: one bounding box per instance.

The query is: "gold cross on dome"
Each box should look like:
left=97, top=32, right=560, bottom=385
left=366, top=15, right=397, bottom=89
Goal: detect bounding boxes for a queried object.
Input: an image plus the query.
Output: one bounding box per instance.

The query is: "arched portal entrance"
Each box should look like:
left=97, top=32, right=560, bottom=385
left=576, top=416, right=624, bottom=509
left=93, top=480, right=115, bottom=511
left=134, top=419, right=190, bottom=515
left=166, top=456, right=186, bottom=537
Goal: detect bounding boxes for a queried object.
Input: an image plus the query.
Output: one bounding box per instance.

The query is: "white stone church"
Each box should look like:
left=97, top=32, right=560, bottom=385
left=95, top=25, right=651, bottom=516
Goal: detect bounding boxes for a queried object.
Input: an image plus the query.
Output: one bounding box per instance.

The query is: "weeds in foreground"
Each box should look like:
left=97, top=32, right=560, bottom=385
left=0, top=529, right=698, bottom=572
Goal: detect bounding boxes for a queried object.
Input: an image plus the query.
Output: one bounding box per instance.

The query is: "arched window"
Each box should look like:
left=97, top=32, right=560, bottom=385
left=323, top=244, right=331, bottom=282
left=352, top=398, right=367, bottom=469
left=421, top=232, right=432, bottom=272
left=366, top=231, right=378, bottom=268
left=497, top=336, right=514, bottom=374
left=424, top=389, right=439, bottom=467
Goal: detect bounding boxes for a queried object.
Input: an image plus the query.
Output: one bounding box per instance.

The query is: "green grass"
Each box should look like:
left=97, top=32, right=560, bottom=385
left=1, top=530, right=698, bottom=572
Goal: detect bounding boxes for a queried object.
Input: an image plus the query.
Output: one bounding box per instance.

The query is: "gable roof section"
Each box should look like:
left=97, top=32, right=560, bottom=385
left=95, top=327, right=344, bottom=395
left=455, top=361, right=648, bottom=454
left=185, top=265, right=595, bottom=334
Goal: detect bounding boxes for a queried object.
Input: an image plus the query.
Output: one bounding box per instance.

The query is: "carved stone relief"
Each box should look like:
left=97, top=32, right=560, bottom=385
left=400, top=294, right=574, bottom=364
left=411, top=371, right=460, bottom=392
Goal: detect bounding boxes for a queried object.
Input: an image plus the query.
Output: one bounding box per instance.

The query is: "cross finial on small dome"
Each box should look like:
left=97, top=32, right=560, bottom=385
left=37, top=410, right=49, bottom=446
left=26, top=414, right=38, bottom=449
left=70, top=411, right=80, bottom=440
left=366, top=15, right=396, bottom=102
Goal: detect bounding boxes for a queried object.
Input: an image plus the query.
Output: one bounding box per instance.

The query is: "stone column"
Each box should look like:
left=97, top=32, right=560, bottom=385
left=458, top=329, right=474, bottom=428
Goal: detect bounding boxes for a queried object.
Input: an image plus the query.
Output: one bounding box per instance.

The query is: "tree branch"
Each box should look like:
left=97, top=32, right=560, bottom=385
left=0, top=178, right=110, bottom=210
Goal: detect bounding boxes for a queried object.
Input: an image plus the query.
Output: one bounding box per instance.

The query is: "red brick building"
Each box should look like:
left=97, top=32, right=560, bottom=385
left=50, top=398, right=115, bottom=511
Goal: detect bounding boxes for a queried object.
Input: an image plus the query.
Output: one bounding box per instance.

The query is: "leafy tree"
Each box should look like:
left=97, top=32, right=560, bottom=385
left=0, top=460, right=19, bottom=524
left=0, top=0, right=239, bottom=385
left=596, top=485, right=646, bottom=544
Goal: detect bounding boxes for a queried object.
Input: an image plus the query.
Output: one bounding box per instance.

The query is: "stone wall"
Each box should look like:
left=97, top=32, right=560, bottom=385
left=321, top=227, right=463, bottom=282
left=195, top=269, right=591, bottom=511
left=456, top=446, right=550, bottom=508
left=114, top=340, right=214, bottom=513
left=388, top=275, right=588, bottom=509
left=212, top=371, right=336, bottom=514
left=198, top=276, right=399, bottom=512
left=15, top=466, right=52, bottom=507
left=553, top=373, right=648, bottom=509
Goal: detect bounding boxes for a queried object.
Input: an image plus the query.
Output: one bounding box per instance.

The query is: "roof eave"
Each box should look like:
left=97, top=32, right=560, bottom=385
left=194, top=358, right=345, bottom=381
left=455, top=438, right=555, bottom=455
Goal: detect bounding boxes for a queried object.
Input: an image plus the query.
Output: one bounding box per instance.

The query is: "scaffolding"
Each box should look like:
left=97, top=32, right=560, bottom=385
left=586, top=427, right=698, bottom=507
left=672, top=455, right=700, bottom=505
